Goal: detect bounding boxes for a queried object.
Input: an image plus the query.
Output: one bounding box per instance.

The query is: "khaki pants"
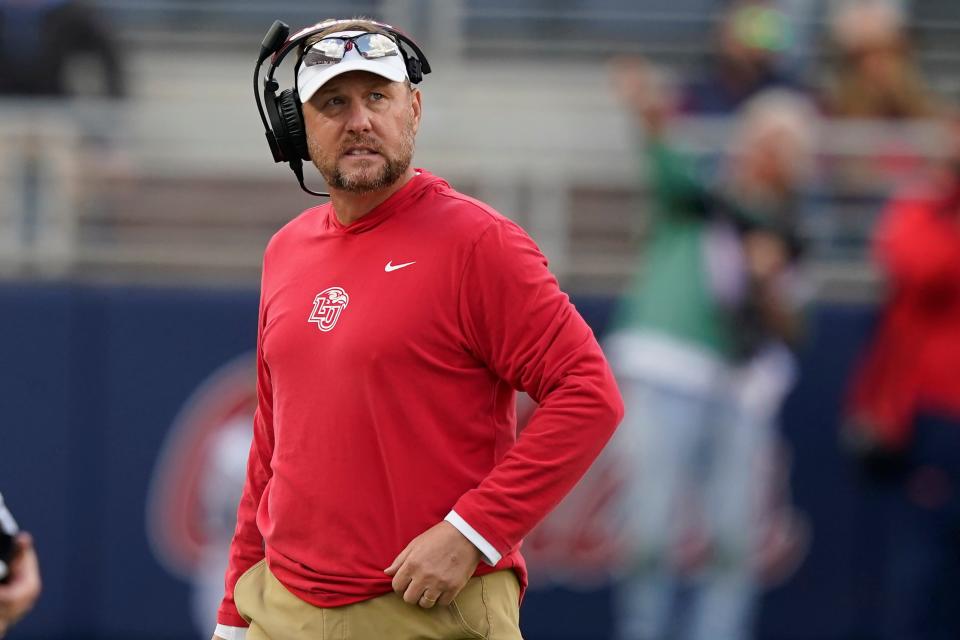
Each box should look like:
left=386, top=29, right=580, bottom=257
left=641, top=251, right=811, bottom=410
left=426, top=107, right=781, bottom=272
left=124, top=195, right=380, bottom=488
left=234, top=560, right=523, bottom=640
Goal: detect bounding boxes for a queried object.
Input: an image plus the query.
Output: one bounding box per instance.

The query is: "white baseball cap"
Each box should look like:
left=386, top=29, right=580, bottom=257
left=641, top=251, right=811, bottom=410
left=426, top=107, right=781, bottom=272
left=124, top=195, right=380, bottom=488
left=297, top=30, right=409, bottom=103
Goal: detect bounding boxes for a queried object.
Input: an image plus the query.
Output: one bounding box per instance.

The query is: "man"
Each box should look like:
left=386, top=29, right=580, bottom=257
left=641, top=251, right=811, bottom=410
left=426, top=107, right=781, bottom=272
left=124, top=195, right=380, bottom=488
left=213, top=17, right=623, bottom=640
left=0, top=493, right=41, bottom=638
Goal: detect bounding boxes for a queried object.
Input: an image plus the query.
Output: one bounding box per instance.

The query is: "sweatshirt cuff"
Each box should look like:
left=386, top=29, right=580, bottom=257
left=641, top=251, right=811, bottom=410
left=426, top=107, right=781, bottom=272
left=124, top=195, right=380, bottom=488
left=214, top=624, right=248, bottom=640
left=445, top=510, right=502, bottom=566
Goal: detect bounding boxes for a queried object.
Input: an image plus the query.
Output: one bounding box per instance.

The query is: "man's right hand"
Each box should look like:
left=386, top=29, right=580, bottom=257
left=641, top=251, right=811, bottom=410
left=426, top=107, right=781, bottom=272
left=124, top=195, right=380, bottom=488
left=0, top=533, right=41, bottom=637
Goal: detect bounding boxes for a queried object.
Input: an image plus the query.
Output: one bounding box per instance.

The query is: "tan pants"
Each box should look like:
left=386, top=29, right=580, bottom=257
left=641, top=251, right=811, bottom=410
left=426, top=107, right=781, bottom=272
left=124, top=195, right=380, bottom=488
left=234, top=560, right=524, bottom=640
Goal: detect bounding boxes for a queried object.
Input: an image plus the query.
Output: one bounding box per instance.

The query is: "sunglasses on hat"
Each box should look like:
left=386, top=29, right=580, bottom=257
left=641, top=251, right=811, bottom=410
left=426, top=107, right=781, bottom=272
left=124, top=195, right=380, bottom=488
left=302, top=33, right=400, bottom=67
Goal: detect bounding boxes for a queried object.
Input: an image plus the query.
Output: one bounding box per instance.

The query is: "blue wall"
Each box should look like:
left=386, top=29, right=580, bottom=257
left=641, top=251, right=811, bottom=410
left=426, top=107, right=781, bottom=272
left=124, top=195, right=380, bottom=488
left=0, top=283, right=884, bottom=640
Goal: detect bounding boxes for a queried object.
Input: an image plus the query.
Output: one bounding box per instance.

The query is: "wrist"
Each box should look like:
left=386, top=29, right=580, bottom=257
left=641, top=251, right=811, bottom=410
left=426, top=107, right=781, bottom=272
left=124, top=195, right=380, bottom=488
left=443, top=520, right=483, bottom=564
left=465, top=539, right=483, bottom=565
left=443, top=511, right=502, bottom=566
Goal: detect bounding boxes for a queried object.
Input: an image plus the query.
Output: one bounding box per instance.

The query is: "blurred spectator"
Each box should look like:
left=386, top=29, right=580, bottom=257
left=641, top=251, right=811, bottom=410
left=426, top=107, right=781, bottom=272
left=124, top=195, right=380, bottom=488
left=0, top=0, right=129, bottom=275
left=608, top=59, right=815, bottom=640
left=0, top=0, right=125, bottom=97
left=817, top=1, right=940, bottom=216
left=680, top=0, right=802, bottom=115
left=844, top=115, right=960, bottom=639
left=822, top=0, right=938, bottom=119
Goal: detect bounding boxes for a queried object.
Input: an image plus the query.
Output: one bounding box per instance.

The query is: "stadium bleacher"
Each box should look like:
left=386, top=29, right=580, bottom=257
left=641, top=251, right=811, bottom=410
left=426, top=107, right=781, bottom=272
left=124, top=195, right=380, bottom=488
left=1, top=0, right=958, bottom=300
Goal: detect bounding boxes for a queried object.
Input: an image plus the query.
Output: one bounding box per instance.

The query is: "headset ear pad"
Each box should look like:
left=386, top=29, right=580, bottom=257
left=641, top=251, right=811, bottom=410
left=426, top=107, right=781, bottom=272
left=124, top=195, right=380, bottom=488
left=273, top=88, right=311, bottom=162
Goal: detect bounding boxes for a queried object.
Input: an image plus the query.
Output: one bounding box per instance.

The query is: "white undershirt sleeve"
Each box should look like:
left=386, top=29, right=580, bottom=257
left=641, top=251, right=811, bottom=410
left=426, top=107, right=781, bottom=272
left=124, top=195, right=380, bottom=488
left=214, top=512, right=498, bottom=639
left=445, top=510, right=502, bottom=566
left=213, top=624, right=248, bottom=640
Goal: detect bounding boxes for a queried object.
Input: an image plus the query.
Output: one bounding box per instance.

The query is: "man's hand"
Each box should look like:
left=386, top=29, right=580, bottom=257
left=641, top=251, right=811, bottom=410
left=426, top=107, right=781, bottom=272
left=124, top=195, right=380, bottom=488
left=0, top=533, right=41, bottom=637
left=384, top=521, right=482, bottom=609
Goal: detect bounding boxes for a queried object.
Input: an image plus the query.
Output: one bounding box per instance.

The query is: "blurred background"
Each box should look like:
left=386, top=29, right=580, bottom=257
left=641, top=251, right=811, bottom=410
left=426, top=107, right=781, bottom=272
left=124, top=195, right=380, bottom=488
left=1, top=0, right=959, bottom=638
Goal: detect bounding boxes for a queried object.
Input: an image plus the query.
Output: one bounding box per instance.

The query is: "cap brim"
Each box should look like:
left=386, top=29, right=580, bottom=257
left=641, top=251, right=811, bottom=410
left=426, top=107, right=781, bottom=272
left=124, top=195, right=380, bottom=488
left=297, top=58, right=408, bottom=103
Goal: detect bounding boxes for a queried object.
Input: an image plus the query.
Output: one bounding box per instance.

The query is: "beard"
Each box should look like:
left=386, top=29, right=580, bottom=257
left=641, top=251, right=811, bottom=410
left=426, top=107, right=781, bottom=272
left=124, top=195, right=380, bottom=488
left=310, top=118, right=415, bottom=193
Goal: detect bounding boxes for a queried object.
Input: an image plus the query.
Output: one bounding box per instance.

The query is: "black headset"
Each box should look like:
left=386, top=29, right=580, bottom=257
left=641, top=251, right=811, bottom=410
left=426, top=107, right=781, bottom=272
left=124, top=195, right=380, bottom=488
left=254, top=19, right=432, bottom=197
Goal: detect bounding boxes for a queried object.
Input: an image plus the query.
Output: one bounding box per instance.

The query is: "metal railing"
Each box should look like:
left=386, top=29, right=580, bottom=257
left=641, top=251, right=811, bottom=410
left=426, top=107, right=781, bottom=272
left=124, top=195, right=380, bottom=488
left=0, top=87, right=948, bottom=300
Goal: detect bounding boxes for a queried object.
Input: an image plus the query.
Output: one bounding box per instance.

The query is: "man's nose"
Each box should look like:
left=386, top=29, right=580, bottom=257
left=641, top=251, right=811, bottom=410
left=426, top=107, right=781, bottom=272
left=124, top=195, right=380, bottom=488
left=345, top=101, right=373, bottom=134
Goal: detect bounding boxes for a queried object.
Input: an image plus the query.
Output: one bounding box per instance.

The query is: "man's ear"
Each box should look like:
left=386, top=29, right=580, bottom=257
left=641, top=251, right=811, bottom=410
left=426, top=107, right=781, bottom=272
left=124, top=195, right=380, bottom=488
left=410, top=87, right=422, bottom=134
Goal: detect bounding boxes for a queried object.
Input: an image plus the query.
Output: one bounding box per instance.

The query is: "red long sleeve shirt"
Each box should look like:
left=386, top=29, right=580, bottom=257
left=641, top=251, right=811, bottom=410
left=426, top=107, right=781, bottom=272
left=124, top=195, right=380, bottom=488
left=217, top=171, right=623, bottom=626
left=848, top=188, right=960, bottom=446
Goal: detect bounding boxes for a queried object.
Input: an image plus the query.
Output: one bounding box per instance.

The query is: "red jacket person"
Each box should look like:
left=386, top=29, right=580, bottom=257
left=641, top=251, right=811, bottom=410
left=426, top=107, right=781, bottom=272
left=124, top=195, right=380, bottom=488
left=213, top=16, right=624, bottom=640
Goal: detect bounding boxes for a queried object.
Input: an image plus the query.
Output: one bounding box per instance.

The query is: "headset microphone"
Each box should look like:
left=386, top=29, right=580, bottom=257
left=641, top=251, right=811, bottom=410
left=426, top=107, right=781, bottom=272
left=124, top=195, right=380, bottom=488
left=253, top=18, right=431, bottom=199
left=259, top=20, right=289, bottom=63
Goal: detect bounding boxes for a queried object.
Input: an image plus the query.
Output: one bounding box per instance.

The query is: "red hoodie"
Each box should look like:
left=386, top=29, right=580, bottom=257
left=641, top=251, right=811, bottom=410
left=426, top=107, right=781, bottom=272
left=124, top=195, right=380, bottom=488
left=216, top=171, right=624, bottom=626
left=847, top=186, right=960, bottom=447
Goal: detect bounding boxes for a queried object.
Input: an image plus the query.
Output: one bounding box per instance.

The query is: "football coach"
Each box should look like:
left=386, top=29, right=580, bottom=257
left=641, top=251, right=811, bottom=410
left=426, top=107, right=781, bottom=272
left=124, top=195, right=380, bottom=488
left=213, top=15, right=624, bottom=640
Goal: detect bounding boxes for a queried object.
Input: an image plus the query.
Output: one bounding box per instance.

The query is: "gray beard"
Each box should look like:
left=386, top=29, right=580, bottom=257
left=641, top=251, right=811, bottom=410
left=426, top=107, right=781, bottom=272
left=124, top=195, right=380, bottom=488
left=311, top=124, right=415, bottom=194
left=325, top=153, right=410, bottom=193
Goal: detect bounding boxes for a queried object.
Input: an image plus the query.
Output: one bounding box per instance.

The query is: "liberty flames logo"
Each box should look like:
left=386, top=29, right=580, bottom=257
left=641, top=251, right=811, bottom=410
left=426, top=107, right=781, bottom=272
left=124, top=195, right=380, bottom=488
left=309, top=286, right=349, bottom=332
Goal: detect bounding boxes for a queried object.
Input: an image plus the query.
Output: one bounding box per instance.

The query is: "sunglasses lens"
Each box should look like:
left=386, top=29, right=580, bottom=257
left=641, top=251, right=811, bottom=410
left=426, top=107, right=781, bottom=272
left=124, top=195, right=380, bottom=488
left=356, top=33, right=399, bottom=59
left=303, top=38, right=347, bottom=66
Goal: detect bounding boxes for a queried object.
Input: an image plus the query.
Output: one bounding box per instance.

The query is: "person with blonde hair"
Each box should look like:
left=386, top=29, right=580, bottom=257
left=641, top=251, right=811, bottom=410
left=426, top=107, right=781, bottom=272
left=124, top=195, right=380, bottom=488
left=824, top=0, right=938, bottom=119
left=609, top=60, right=816, bottom=639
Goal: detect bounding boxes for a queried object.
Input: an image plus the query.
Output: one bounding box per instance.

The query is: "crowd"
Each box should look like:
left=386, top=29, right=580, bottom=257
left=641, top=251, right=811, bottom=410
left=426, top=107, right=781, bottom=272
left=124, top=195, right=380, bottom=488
left=609, top=1, right=959, bottom=639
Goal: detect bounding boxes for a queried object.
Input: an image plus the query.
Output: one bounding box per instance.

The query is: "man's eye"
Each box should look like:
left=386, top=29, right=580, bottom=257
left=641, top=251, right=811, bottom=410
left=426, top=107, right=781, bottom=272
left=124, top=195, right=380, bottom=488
left=370, top=92, right=385, bottom=101
left=326, top=96, right=345, bottom=107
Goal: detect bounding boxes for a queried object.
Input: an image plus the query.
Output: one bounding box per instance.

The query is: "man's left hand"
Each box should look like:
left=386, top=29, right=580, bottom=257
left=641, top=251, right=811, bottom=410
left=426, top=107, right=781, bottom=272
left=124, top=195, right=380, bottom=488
left=384, top=521, right=482, bottom=609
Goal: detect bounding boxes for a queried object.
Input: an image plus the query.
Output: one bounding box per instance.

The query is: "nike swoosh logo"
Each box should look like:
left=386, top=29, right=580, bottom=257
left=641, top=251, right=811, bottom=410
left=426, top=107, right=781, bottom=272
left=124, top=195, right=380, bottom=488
left=385, top=260, right=416, bottom=273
